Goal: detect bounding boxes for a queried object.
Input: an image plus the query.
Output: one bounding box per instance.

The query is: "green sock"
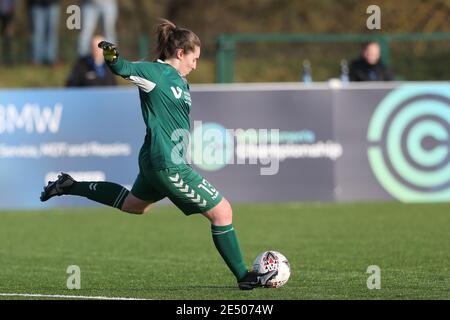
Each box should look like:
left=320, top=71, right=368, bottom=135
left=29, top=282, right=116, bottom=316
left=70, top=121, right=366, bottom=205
left=68, top=182, right=129, bottom=210
left=211, top=224, right=248, bottom=281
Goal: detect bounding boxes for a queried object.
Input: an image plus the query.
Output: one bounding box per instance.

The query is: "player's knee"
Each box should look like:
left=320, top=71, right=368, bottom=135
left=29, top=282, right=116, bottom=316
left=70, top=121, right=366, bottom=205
left=221, top=198, right=233, bottom=223
left=205, top=197, right=233, bottom=226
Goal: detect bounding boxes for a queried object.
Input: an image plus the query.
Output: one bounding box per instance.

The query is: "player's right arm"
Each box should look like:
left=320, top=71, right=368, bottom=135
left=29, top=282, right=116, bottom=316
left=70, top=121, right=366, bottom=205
left=98, top=41, right=141, bottom=77
left=98, top=41, right=158, bottom=92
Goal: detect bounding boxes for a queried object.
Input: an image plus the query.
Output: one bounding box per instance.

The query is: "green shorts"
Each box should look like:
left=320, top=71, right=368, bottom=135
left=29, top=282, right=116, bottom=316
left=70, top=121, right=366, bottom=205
left=131, top=164, right=223, bottom=215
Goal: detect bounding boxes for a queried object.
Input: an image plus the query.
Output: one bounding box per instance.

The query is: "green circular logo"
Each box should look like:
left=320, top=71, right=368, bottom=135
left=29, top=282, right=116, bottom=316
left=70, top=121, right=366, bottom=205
left=367, top=84, right=450, bottom=202
left=191, top=122, right=233, bottom=171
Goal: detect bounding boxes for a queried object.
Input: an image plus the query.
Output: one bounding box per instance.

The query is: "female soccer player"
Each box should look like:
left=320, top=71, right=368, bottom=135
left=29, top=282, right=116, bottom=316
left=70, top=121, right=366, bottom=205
left=40, top=19, right=275, bottom=290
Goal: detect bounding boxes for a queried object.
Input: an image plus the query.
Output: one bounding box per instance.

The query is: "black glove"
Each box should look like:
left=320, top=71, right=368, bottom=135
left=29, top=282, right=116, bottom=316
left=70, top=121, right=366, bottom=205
left=98, top=41, right=119, bottom=63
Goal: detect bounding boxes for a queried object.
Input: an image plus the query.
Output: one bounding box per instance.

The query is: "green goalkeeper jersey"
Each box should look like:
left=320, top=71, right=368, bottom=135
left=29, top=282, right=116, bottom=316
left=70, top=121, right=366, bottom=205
left=108, top=56, right=192, bottom=170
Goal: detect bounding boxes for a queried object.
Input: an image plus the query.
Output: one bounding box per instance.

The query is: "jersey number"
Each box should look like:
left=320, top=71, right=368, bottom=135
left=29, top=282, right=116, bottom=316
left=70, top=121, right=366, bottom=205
left=198, top=179, right=216, bottom=196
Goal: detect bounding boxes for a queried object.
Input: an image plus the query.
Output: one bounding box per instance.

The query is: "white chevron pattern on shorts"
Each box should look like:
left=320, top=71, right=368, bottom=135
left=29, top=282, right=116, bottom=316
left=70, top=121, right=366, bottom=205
left=168, top=173, right=208, bottom=208
left=186, top=190, right=195, bottom=198
left=89, top=183, right=98, bottom=191
left=174, top=179, right=184, bottom=188
left=191, top=194, right=201, bottom=203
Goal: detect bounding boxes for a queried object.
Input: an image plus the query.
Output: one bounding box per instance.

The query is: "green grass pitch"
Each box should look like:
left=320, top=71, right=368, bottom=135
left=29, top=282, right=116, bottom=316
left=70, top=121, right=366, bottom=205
left=0, top=202, right=449, bottom=300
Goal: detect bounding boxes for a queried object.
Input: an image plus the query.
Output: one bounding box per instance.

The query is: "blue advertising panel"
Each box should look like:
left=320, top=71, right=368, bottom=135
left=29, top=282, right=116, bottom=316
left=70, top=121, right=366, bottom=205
left=0, top=87, right=144, bottom=209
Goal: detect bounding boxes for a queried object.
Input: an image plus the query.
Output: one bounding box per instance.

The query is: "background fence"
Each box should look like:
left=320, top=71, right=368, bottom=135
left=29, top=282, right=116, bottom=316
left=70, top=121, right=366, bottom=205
left=216, top=33, right=450, bottom=83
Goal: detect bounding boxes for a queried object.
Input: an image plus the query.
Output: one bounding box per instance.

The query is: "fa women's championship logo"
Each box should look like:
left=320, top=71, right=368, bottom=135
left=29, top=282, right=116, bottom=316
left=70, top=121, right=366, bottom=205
left=367, top=84, right=450, bottom=202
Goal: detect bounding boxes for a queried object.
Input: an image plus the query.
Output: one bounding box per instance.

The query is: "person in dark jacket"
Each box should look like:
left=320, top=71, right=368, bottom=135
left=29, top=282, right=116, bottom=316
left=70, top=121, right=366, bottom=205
left=349, top=42, right=394, bottom=81
left=66, top=35, right=117, bottom=87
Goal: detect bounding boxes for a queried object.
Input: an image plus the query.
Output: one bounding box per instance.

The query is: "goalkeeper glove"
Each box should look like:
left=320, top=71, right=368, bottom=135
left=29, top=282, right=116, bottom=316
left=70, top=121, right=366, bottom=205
left=98, top=41, right=119, bottom=63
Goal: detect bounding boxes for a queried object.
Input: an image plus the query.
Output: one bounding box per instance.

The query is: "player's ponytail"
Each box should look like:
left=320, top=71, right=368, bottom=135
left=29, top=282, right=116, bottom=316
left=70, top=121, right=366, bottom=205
left=155, top=18, right=201, bottom=60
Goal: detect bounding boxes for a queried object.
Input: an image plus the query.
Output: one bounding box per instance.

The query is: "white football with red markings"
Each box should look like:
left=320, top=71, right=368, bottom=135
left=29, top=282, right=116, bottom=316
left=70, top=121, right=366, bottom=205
left=252, top=251, right=291, bottom=288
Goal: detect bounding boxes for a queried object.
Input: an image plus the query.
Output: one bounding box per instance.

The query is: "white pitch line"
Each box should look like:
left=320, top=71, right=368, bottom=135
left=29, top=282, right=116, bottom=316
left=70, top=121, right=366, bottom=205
left=0, top=293, right=152, bottom=300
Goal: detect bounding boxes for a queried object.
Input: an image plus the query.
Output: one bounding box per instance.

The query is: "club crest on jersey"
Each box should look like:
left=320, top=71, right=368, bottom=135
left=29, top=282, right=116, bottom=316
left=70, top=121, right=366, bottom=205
left=171, top=86, right=183, bottom=99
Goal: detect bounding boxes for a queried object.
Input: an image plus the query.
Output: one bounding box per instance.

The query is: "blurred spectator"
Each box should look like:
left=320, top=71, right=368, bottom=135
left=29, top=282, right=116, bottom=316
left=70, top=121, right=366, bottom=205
left=349, top=42, right=394, bottom=81
left=66, top=35, right=116, bottom=87
left=0, top=0, right=15, bottom=64
left=27, top=0, right=60, bottom=65
left=78, top=0, right=118, bottom=57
